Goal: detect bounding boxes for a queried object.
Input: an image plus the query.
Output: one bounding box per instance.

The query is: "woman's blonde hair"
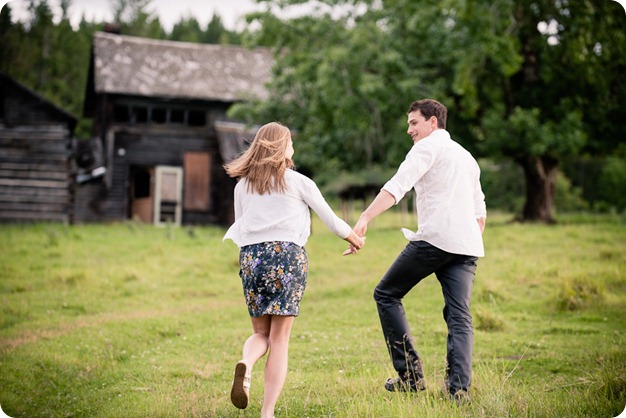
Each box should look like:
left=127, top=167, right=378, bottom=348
left=224, top=122, right=294, bottom=194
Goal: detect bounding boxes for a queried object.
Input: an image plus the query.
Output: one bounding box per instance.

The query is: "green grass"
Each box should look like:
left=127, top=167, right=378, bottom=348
left=1, top=212, right=625, bottom=417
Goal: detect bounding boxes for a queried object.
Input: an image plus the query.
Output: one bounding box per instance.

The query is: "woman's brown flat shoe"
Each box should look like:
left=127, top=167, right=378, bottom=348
left=230, top=361, right=250, bottom=409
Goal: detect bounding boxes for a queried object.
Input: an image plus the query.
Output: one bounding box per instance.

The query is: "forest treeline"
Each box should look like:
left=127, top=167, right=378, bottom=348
left=1, top=0, right=625, bottom=220
left=0, top=0, right=244, bottom=137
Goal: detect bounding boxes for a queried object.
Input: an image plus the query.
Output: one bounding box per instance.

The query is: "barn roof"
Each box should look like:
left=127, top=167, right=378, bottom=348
left=87, top=32, right=273, bottom=104
left=0, top=71, right=77, bottom=133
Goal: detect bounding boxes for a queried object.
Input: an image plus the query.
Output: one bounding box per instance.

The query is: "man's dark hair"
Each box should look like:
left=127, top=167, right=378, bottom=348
left=407, top=99, right=447, bottom=129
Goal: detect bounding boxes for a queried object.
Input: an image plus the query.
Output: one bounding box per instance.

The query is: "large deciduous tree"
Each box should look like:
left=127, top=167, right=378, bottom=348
left=237, top=0, right=626, bottom=222
left=474, top=0, right=625, bottom=222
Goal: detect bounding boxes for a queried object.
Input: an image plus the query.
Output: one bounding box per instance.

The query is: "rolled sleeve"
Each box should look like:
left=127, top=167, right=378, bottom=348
left=382, top=181, right=403, bottom=205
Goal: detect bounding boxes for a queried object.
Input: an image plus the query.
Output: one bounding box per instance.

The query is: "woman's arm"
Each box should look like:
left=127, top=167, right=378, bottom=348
left=299, top=176, right=355, bottom=239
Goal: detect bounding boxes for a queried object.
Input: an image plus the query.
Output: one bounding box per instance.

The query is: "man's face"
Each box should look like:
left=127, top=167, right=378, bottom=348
left=407, top=110, right=437, bottom=143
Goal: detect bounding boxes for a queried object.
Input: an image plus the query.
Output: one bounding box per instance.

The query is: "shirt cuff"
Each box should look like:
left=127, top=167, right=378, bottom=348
left=382, top=184, right=402, bottom=205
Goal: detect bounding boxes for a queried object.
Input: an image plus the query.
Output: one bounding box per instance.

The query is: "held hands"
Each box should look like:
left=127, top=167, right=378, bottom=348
left=342, top=233, right=365, bottom=256
left=342, top=216, right=369, bottom=256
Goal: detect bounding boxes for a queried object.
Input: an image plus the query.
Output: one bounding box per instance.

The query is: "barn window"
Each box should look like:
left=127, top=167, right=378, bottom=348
left=113, top=105, right=130, bottom=122
left=152, top=107, right=167, bottom=124
left=170, top=109, right=185, bottom=124
left=188, top=110, right=206, bottom=126
left=133, top=106, right=148, bottom=123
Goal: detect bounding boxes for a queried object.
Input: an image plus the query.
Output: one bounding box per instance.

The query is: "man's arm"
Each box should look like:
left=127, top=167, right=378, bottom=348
left=477, top=217, right=486, bottom=234
left=354, top=189, right=396, bottom=237
left=343, top=189, right=395, bottom=255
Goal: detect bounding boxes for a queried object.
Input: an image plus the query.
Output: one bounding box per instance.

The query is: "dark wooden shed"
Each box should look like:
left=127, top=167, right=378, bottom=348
left=0, top=72, right=77, bottom=223
left=77, top=31, right=272, bottom=226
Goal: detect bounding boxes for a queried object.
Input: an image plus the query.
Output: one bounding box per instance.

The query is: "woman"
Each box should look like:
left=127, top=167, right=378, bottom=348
left=223, top=122, right=364, bottom=418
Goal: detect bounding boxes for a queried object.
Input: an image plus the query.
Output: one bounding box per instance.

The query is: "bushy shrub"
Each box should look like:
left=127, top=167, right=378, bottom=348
left=557, top=278, right=605, bottom=311
left=480, top=159, right=591, bottom=214
left=563, top=155, right=626, bottom=212
left=478, top=159, right=525, bottom=212
left=596, top=156, right=626, bottom=211
left=554, top=171, right=588, bottom=212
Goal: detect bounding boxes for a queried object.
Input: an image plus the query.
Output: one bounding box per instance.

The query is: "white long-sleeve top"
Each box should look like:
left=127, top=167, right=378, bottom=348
left=223, top=169, right=352, bottom=247
left=382, top=129, right=487, bottom=257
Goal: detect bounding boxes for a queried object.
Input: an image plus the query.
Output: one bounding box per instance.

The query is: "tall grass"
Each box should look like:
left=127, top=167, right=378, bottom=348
left=0, top=211, right=625, bottom=417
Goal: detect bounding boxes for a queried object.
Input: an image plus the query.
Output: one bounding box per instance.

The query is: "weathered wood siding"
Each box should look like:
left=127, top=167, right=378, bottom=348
left=113, top=129, right=219, bottom=221
left=73, top=121, right=233, bottom=225
left=0, top=125, right=71, bottom=222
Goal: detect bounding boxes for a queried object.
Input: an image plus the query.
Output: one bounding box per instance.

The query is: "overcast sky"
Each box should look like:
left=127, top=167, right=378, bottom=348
left=2, top=0, right=268, bottom=31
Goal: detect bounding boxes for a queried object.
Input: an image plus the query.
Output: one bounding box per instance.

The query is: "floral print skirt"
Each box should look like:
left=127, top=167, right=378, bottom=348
left=239, top=241, right=308, bottom=317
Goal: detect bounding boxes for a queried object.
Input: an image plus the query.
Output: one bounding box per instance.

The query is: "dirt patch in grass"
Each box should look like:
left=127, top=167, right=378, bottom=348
left=0, top=302, right=233, bottom=353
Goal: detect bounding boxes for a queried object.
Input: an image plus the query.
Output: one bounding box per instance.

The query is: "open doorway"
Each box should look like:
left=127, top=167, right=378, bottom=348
left=130, top=166, right=154, bottom=223
left=129, top=165, right=183, bottom=225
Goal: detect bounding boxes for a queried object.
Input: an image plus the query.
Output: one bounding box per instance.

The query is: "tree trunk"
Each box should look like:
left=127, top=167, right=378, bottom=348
left=517, top=155, right=558, bottom=223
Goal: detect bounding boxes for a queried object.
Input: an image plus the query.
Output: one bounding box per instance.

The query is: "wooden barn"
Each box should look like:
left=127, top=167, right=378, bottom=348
left=0, top=72, right=77, bottom=223
left=77, top=31, right=272, bottom=226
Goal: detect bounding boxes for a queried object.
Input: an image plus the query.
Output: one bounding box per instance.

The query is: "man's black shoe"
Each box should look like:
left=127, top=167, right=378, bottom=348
left=450, top=389, right=471, bottom=405
left=384, top=377, right=426, bottom=392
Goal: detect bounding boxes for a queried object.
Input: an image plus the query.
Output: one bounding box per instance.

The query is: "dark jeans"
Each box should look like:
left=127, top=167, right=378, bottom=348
left=373, top=240, right=478, bottom=394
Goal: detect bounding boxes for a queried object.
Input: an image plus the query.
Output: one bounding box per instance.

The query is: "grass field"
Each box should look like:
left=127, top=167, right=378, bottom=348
left=1, top=211, right=625, bottom=417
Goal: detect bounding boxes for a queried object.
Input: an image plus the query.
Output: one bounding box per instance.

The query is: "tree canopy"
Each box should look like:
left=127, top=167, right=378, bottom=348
left=232, top=0, right=626, bottom=221
left=1, top=0, right=624, bottom=220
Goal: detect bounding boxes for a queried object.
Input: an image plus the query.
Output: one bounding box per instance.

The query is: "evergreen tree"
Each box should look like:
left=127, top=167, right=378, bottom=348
left=169, top=16, right=203, bottom=43
left=111, top=0, right=166, bottom=38
left=0, top=4, right=23, bottom=72
left=204, top=13, right=226, bottom=43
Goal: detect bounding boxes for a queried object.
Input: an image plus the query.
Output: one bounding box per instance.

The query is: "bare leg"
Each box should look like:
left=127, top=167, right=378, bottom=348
left=231, top=316, right=271, bottom=409
left=243, top=315, right=271, bottom=367
left=261, top=315, right=295, bottom=418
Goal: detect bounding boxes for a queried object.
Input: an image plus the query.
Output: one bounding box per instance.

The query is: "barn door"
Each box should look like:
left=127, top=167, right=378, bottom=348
left=154, top=165, right=183, bottom=226
left=183, top=152, right=211, bottom=212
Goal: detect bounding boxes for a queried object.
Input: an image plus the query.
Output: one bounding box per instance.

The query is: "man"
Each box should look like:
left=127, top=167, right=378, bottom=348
left=352, top=99, right=486, bottom=402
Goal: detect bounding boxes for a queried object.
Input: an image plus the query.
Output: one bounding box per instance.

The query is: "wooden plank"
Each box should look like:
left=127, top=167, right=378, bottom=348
left=0, top=201, right=68, bottom=212
left=0, top=126, right=69, bottom=138
left=0, top=153, right=68, bottom=164
left=0, top=210, right=68, bottom=222
left=0, top=178, right=69, bottom=188
left=0, top=144, right=70, bottom=155
left=0, top=169, right=68, bottom=180
left=0, top=162, right=64, bottom=172
left=0, top=134, right=68, bottom=143
left=0, top=187, right=70, bottom=198
left=0, top=147, right=69, bottom=158
left=0, top=146, right=65, bottom=156
left=0, top=193, right=69, bottom=204
left=0, top=136, right=68, bottom=145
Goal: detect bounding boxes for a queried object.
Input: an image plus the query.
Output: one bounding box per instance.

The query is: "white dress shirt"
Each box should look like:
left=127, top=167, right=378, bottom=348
left=382, top=129, right=486, bottom=257
left=224, top=169, right=352, bottom=247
